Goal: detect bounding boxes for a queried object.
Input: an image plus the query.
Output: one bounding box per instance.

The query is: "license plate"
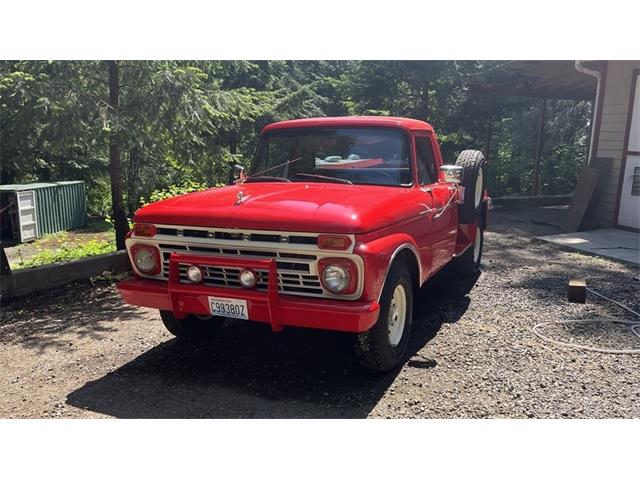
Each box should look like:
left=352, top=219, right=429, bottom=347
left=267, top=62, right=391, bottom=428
left=208, top=296, right=248, bottom=320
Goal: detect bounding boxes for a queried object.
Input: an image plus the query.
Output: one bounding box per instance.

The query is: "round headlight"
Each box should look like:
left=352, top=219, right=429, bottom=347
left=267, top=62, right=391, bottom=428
left=239, top=269, right=257, bottom=288
left=187, top=265, right=203, bottom=283
left=134, top=248, right=156, bottom=273
left=322, top=264, right=349, bottom=293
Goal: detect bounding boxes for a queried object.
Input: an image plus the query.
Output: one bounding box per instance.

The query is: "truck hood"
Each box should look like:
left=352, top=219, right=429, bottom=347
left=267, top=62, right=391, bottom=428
left=134, top=182, right=424, bottom=234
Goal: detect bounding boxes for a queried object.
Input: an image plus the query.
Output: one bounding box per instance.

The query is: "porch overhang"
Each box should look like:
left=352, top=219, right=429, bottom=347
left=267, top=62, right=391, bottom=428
left=473, top=60, right=604, bottom=100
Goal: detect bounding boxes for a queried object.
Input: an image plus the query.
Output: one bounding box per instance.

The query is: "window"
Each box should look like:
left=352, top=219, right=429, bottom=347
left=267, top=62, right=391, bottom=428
left=632, top=167, right=640, bottom=196
left=415, top=136, right=437, bottom=185
left=252, top=127, right=413, bottom=187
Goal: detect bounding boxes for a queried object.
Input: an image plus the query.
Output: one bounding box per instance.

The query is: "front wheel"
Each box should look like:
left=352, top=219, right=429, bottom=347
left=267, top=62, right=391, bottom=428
left=453, top=225, right=484, bottom=277
left=159, top=310, right=225, bottom=343
left=355, top=261, right=413, bottom=372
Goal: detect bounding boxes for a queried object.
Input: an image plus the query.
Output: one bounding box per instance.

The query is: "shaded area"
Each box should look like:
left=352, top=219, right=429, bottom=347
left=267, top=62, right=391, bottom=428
left=489, top=204, right=567, bottom=237
left=0, top=277, right=138, bottom=352
left=3, top=205, right=639, bottom=419
left=66, top=272, right=476, bottom=418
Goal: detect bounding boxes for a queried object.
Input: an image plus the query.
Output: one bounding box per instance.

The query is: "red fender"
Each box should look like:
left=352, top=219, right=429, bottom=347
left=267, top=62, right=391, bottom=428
left=355, top=233, right=423, bottom=302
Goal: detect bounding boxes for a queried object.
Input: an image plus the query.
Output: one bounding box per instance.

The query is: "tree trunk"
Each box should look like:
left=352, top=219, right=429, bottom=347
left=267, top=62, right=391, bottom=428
left=107, top=60, right=129, bottom=251
left=484, top=111, right=493, bottom=164
left=229, top=129, right=237, bottom=155
left=1, top=247, right=11, bottom=276
left=126, top=145, right=141, bottom=217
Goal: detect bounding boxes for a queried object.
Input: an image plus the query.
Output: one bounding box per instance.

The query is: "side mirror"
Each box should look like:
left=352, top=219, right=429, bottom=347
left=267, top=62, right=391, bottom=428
left=439, top=165, right=463, bottom=184
left=228, top=164, right=246, bottom=185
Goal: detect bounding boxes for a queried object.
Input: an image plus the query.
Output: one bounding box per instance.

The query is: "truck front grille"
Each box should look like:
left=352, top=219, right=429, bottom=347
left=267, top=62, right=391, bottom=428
left=159, top=245, right=325, bottom=297
left=176, top=263, right=323, bottom=295
left=129, top=225, right=361, bottom=300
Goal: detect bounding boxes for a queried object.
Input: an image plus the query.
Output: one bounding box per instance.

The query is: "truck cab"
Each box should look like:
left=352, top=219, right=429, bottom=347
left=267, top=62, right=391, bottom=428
left=118, top=116, right=488, bottom=371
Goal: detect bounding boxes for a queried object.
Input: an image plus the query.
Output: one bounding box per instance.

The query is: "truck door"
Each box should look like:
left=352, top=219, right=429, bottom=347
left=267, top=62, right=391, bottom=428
left=415, top=135, right=458, bottom=274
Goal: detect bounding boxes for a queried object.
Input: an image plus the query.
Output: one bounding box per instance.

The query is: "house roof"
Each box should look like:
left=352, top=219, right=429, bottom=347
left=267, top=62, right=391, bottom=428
left=473, top=60, right=604, bottom=100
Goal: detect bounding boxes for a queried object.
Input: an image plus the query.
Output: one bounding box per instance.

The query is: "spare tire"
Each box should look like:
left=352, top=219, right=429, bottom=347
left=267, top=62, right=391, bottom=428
left=455, top=150, right=486, bottom=224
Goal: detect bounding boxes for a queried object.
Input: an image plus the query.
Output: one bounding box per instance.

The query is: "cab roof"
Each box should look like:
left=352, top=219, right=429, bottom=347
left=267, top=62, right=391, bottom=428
left=262, top=116, right=434, bottom=133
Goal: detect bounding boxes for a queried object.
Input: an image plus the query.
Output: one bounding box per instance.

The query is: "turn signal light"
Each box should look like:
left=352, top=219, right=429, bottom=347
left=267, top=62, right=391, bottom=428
left=134, top=223, right=157, bottom=237
left=317, top=235, right=352, bottom=251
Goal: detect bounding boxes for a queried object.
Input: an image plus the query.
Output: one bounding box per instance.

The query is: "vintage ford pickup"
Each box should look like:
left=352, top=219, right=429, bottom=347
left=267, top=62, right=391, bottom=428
left=118, top=116, right=488, bottom=371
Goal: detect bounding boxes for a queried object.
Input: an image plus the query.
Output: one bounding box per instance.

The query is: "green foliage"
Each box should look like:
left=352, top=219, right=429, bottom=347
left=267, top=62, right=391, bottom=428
left=1, top=60, right=591, bottom=206
left=86, top=177, right=112, bottom=217
left=140, top=180, right=210, bottom=206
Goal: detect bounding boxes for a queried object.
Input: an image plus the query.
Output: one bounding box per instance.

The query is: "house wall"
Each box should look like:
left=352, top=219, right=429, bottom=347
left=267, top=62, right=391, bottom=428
left=593, top=60, right=640, bottom=228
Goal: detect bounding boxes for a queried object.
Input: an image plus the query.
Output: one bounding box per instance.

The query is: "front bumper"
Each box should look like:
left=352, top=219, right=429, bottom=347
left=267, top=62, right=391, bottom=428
left=118, top=252, right=380, bottom=333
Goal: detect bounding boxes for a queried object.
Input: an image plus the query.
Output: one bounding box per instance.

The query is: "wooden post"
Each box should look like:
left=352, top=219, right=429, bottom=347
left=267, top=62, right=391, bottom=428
left=532, top=98, right=547, bottom=196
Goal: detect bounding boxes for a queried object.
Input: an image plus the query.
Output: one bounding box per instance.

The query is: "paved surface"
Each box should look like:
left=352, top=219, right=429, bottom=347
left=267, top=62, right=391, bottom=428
left=538, top=228, right=640, bottom=266
left=1, top=206, right=639, bottom=418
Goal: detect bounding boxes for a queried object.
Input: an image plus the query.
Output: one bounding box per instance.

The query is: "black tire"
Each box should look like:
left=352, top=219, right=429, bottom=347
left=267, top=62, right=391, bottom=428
left=453, top=225, right=484, bottom=277
left=455, top=150, right=486, bottom=224
left=355, top=261, right=413, bottom=372
left=159, top=310, right=225, bottom=343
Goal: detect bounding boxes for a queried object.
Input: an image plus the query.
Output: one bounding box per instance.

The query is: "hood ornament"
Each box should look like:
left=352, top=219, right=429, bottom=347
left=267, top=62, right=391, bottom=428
left=235, top=191, right=245, bottom=206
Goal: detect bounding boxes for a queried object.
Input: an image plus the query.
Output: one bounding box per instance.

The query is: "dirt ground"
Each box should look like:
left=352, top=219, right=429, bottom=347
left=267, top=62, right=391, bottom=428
left=1, top=205, right=638, bottom=418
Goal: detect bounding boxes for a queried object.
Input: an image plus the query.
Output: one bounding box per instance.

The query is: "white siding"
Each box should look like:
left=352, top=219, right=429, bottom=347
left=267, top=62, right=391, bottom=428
left=594, top=61, right=640, bottom=228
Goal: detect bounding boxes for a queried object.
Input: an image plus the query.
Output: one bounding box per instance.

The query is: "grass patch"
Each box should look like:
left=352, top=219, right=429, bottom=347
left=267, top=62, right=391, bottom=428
left=13, top=238, right=116, bottom=269
left=9, top=218, right=117, bottom=269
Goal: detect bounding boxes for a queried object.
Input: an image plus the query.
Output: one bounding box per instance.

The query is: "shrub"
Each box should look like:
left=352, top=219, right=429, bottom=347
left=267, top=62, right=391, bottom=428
left=86, top=178, right=113, bottom=217
left=140, top=180, right=210, bottom=206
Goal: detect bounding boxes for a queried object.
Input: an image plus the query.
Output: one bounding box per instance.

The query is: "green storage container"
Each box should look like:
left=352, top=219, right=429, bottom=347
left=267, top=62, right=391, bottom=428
left=0, top=181, right=87, bottom=242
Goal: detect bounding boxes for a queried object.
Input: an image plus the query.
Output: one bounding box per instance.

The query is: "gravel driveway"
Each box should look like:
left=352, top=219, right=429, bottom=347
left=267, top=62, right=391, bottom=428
left=1, top=205, right=638, bottom=418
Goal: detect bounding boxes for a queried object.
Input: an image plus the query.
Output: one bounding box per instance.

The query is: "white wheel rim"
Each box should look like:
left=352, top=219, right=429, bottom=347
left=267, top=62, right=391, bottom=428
left=388, top=284, right=407, bottom=347
left=473, top=227, right=483, bottom=263
left=474, top=168, right=483, bottom=208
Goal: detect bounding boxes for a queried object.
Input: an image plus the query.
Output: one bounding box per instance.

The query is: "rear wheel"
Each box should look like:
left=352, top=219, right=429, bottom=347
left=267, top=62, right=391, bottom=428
left=355, top=261, right=413, bottom=372
left=159, top=310, right=225, bottom=343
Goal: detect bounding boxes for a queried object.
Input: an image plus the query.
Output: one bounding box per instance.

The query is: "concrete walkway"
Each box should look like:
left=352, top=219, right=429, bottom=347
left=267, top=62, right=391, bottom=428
left=537, top=228, right=640, bottom=266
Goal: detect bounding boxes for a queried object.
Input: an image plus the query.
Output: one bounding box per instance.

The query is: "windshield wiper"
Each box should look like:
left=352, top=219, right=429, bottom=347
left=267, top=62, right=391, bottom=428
left=293, top=173, right=353, bottom=185
left=243, top=176, right=291, bottom=183
left=242, top=156, right=303, bottom=183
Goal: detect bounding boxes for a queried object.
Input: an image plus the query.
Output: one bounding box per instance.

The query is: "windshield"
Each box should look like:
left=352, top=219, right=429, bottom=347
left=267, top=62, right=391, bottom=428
left=250, top=127, right=413, bottom=187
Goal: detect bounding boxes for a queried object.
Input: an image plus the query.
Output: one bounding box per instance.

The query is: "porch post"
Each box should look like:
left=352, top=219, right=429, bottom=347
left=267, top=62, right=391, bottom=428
left=532, top=98, right=547, bottom=196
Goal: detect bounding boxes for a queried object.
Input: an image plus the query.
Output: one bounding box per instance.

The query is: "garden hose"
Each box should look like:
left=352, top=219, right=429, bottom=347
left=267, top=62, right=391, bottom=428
left=533, top=287, right=640, bottom=354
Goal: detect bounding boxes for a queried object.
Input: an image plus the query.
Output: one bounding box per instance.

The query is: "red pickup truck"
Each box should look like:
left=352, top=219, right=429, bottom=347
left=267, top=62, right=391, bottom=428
left=118, top=116, right=488, bottom=371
